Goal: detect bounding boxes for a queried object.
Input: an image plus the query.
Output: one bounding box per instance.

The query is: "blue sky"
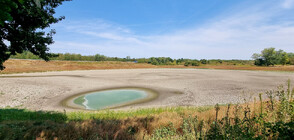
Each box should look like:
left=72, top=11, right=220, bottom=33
left=49, top=0, right=294, bottom=59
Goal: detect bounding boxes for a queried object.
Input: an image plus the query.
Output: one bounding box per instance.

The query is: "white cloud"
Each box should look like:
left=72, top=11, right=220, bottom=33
left=282, top=0, right=294, bottom=9
left=50, top=1, right=294, bottom=59
left=79, top=31, right=143, bottom=44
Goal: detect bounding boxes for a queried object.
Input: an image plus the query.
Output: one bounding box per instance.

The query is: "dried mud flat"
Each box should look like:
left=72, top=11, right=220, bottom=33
left=0, top=69, right=293, bottom=111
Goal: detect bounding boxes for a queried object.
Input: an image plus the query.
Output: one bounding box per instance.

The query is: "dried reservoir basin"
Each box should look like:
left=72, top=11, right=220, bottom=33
left=0, top=69, right=293, bottom=111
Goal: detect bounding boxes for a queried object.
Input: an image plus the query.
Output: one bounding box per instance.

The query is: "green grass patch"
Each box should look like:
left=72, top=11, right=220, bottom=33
left=0, top=106, right=212, bottom=122
left=66, top=106, right=212, bottom=121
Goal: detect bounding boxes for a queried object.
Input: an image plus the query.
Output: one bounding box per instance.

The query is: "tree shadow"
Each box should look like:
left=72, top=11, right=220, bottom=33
left=0, top=108, right=67, bottom=122
left=0, top=108, right=155, bottom=140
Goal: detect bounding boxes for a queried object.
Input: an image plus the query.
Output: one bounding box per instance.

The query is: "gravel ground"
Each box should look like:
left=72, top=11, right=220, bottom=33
left=0, top=69, right=293, bottom=111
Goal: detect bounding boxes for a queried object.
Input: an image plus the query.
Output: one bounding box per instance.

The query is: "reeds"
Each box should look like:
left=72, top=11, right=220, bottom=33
left=148, top=80, right=294, bottom=140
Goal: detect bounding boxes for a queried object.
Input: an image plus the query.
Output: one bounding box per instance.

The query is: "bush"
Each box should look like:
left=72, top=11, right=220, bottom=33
left=191, top=61, right=199, bottom=66
left=200, top=59, right=207, bottom=64
left=184, top=61, right=199, bottom=67
left=184, top=62, right=190, bottom=66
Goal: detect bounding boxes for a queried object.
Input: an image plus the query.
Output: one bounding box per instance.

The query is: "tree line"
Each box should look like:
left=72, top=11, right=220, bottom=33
left=11, top=48, right=294, bottom=67
left=10, top=51, right=255, bottom=66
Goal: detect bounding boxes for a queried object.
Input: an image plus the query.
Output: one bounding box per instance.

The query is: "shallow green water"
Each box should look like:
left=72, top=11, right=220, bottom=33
left=73, top=89, right=148, bottom=110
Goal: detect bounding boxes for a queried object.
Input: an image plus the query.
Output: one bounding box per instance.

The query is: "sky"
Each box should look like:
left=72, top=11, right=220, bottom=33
left=48, top=0, right=294, bottom=59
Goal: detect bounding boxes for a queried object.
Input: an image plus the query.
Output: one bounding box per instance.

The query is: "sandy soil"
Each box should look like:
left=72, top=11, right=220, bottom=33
left=0, top=69, right=293, bottom=111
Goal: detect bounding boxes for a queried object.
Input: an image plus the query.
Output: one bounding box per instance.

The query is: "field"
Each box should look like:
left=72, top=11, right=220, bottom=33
left=1, top=59, right=294, bottom=139
left=1, top=59, right=294, bottom=74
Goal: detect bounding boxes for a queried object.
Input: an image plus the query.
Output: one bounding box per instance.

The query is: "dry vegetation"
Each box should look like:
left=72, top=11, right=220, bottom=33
left=0, top=59, right=158, bottom=74
left=1, top=59, right=294, bottom=74
left=1, top=82, right=294, bottom=139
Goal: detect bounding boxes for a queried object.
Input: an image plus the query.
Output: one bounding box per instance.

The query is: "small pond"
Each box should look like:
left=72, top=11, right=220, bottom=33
left=68, top=88, right=156, bottom=110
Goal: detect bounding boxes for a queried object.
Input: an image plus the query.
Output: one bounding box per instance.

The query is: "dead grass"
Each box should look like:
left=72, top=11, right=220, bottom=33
left=0, top=59, right=156, bottom=74
left=1, top=59, right=294, bottom=74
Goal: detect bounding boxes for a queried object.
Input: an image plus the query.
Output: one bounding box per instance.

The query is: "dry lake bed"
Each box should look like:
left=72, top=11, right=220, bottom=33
left=0, top=69, right=293, bottom=111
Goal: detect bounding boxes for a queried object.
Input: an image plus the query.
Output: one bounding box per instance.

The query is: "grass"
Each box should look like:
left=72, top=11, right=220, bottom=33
left=0, top=109, right=67, bottom=122
left=1, top=59, right=294, bottom=74
left=0, top=81, right=294, bottom=139
left=0, top=59, right=160, bottom=74
left=66, top=106, right=212, bottom=121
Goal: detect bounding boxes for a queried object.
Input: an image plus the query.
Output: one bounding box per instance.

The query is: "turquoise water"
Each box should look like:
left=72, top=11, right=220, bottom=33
left=73, top=89, right=148, bottom=110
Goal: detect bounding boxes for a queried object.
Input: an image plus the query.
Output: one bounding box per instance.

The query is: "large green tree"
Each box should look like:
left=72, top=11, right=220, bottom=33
left=252, top=47, right=290, bottom=66
left=0, top=0, right=70, bottom=70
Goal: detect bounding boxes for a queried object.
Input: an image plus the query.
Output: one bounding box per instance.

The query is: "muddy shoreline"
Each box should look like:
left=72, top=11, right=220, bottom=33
left=63, top=87, right=159, bottom=110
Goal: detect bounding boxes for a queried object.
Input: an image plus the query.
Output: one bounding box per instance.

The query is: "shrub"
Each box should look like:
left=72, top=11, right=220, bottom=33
left=200, top=59, right=207, bottom=64
left=191, top=61, right=199, bottom=66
